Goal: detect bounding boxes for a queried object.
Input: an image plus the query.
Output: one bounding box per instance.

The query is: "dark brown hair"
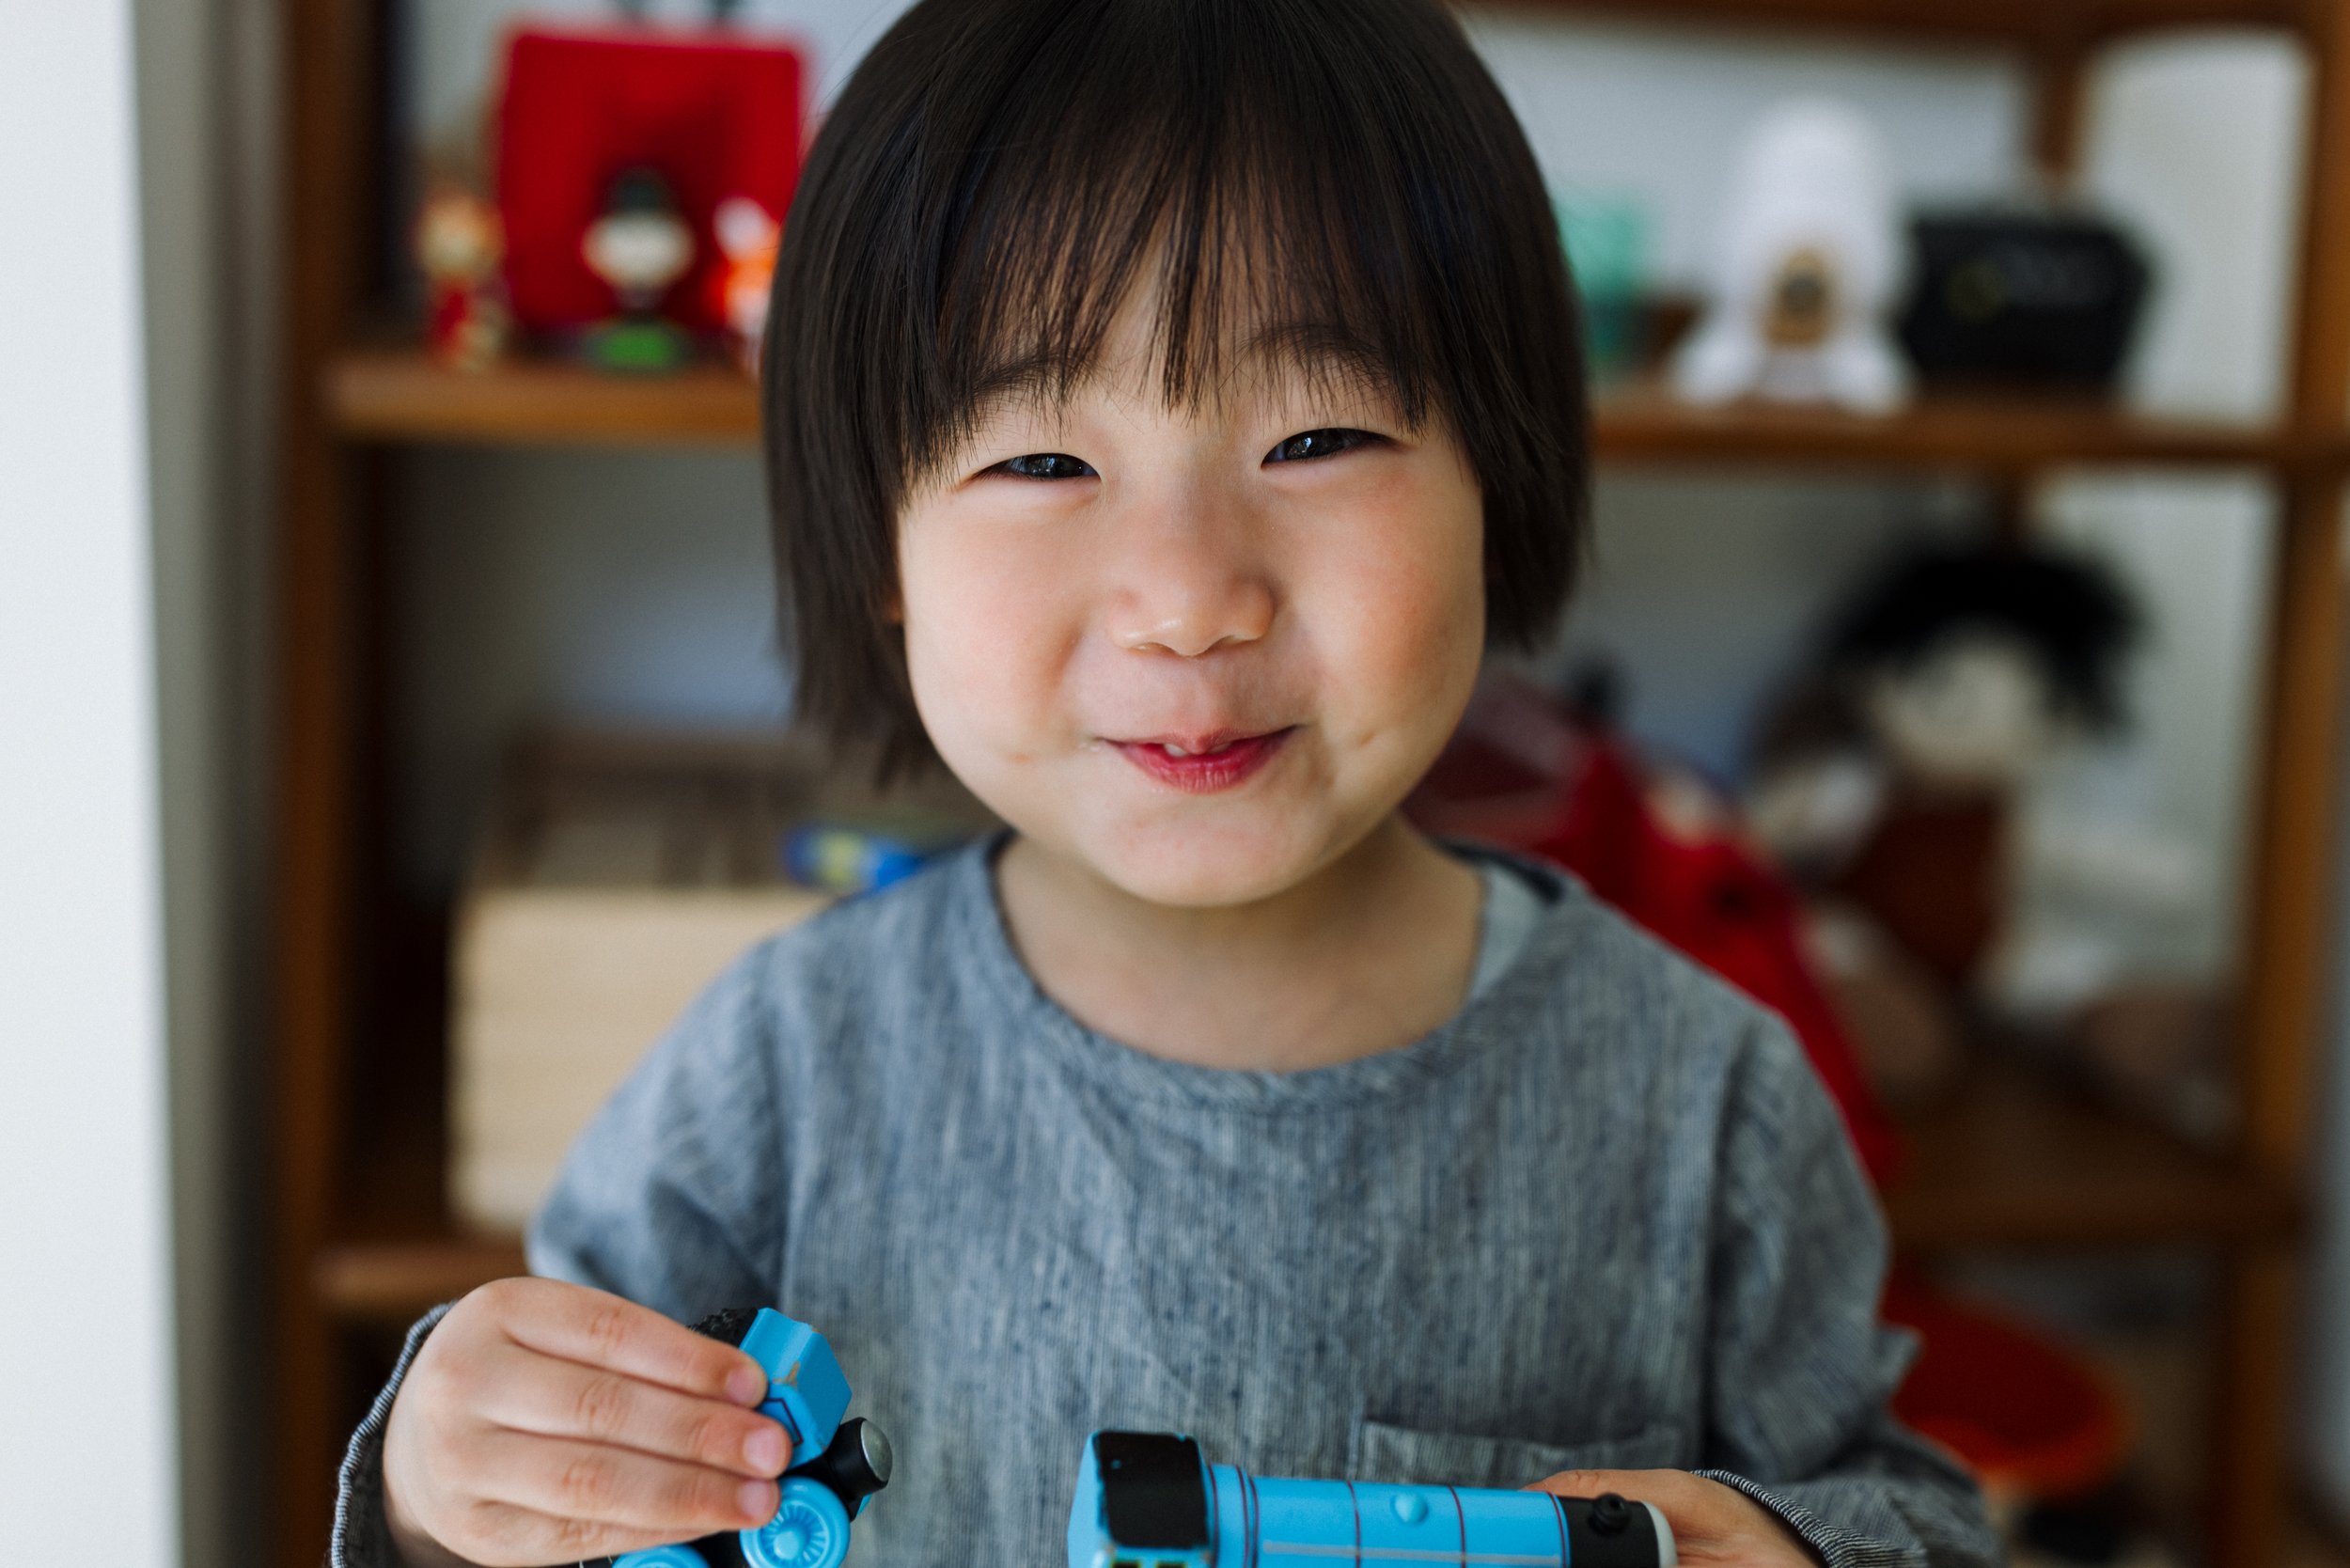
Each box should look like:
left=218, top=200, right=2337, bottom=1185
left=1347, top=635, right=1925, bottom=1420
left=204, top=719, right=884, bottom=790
left=764, top=0, right=1590, bottom=776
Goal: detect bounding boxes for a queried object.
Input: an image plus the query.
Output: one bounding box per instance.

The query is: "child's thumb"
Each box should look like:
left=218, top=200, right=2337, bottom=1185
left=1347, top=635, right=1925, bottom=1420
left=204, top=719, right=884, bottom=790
left=1526, top=1466, right=1647, bottom=1498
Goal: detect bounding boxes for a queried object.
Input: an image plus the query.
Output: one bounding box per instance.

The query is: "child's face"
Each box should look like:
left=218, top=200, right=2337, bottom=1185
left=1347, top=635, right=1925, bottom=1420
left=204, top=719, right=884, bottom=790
left=897, top=293, right=1486, bottom=908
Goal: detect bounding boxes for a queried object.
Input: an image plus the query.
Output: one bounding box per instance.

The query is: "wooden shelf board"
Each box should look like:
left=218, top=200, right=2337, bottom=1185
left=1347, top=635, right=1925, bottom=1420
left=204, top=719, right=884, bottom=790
left=1470, top=0, right=2311, bottom=48
left=327, top=349, right=761, bottom=447
left=327, top=349, right=2341, bottom=474
left=315, top=1236, right=526, bottom=1319
left=1596, top=380, right=2340, bottom=473
left=309, top=1054, right=2299, bottom=1321
left=1884, top=1055, right=2302, bottom=1252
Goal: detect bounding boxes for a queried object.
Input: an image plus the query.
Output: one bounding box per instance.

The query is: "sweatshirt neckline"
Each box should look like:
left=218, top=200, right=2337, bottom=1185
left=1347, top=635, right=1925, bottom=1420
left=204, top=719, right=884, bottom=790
left=948, top=832, right=1586, bottom=1115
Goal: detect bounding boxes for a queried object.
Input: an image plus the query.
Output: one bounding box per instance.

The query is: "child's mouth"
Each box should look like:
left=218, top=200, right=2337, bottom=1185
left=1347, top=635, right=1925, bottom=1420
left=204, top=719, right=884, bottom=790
left=1110, top=729, right=1293, bottom=793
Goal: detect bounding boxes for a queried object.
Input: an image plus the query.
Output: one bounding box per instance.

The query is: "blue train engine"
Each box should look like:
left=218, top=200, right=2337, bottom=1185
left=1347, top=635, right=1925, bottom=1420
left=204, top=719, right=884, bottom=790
left=609, top=1309, right=892, bottom=1568
left=1068, top=1431, right=1675, bottom=1568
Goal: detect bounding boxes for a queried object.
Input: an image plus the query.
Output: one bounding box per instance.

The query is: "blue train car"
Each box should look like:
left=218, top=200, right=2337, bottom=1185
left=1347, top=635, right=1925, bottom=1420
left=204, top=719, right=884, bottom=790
left=1068, top=1431, right=1675, bottom=1568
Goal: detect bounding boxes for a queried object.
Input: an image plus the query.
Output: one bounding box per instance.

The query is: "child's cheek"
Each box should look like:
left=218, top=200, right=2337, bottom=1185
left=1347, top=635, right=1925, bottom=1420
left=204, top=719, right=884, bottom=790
left=900, top=509, right=1090, bottom=769
left=1304, top=469, right=1486, bottom=757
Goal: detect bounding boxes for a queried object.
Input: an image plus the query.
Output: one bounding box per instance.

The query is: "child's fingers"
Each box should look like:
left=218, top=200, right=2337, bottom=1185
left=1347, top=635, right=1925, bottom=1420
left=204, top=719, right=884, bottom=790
left=438, top=1497, right=736, bottom=1568
left=1529, top=1468, right=1800, bottom=1557
left=475, top=1428, right=778, bottom=1538
left=1528, top=1468, right=1723, bottom=1528
left=478, top=1342, right=792, bottom=1478
left=1527, top=1466, right=1671, bottom=1500
left=484, top=1278, right=769, bottom=1405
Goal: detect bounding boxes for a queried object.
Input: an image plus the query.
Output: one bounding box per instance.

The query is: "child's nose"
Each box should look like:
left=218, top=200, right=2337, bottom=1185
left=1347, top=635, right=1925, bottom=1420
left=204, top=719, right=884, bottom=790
left=1102, top=506, right=1276, bottom=659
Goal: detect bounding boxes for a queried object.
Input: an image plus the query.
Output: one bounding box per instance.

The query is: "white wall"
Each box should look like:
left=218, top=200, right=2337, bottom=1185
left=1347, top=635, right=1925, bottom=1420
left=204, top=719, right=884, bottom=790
left=0, top=0, right=181, bottom=1561
left=398, top=447, right=781, bottom=883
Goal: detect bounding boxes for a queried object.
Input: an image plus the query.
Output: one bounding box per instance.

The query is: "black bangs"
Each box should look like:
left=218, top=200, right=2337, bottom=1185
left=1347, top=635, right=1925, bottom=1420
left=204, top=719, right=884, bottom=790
left=765, top=0, right=1590, bottom=776
left=930, top=4, right=1447, bottom=441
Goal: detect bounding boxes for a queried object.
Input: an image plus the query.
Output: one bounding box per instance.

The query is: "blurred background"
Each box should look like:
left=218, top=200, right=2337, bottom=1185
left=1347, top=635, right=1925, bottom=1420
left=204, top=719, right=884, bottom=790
left=10, top=0, right=2350, bottom=1564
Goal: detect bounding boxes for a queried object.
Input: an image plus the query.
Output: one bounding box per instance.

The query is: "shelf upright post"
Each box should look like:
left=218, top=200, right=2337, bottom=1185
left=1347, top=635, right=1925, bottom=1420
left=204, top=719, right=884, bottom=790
left=272, top=0, right=384, bottom=1560
left=2027, top=16, right=2091, bottom=189
left=2212, top=3, right=2350, bottom=1564
left=1976, top=13, right=2093, bottom=546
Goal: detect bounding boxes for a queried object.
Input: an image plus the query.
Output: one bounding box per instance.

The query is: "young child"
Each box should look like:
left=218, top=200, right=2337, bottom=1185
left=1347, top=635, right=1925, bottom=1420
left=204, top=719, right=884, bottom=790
left=340, top=2, right=1998, bottom=1564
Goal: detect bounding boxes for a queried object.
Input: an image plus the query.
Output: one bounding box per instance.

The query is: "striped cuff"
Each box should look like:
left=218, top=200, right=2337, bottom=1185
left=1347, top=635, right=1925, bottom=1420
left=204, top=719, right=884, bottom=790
left=1693, top=1469, right=1919, bottom=1568
left=331, top=1302, right=456, bottom=1568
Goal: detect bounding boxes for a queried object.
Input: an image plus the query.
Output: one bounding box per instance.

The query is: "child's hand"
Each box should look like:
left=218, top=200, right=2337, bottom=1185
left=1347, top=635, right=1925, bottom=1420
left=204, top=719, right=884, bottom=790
left=1529, top=1469, right=1822, bottom=1567
left=381, top=1278, right=792, bottom=1568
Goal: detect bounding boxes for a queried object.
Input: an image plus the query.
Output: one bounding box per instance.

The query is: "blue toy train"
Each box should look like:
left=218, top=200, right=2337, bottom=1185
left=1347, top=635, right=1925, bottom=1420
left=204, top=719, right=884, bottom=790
left=605, top=1309, right=892, bottom=1568
left=590, top=1312, right=1675, bottom=1568
left=1068, top=1431, right=1676, bottom=1568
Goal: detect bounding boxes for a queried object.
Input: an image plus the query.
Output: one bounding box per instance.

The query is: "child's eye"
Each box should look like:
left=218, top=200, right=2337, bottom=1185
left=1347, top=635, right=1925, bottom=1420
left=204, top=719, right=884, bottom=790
left=992, top=452, right=1097, bottom=480
left=1264, top=428, right=1380, bottom=463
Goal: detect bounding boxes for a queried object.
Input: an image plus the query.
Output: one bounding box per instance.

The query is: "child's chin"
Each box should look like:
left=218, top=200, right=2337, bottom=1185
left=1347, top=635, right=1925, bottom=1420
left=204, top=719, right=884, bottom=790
left=1115, top=865, right=1299, bottom=909
left=1087, top=825, right=1328, bottom=909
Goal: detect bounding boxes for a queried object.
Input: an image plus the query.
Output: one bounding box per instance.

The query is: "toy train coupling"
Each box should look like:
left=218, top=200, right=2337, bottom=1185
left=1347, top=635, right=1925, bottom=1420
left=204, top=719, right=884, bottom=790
left=1067, top=1430, right=1675, bottom=1568
left=605, top=1309, right=892, bottom=1568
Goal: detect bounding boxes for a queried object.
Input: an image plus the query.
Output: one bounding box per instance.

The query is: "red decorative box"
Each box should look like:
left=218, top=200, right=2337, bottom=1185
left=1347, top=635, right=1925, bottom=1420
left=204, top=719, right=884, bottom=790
left=495, top=24, right=807, bottom=336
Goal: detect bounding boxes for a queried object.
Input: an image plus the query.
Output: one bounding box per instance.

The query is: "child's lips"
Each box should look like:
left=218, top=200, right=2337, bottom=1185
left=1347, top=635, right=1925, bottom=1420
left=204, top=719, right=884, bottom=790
left=1108, top=728, right=1294, bottom=793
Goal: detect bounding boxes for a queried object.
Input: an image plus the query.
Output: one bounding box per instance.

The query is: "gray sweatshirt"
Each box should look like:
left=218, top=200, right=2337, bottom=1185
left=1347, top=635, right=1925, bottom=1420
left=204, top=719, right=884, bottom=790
left=333, top=839, right=1998, bottom=1568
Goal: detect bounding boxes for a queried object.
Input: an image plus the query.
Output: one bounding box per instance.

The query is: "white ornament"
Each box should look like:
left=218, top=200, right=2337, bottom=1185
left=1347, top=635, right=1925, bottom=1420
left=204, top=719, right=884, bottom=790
left=1673, top=99, right=1911, bottom=414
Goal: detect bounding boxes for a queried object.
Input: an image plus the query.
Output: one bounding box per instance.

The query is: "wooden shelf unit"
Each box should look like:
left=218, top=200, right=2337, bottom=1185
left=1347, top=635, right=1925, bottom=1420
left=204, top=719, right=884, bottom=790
left=271, top=4, right=2350, bottom=1568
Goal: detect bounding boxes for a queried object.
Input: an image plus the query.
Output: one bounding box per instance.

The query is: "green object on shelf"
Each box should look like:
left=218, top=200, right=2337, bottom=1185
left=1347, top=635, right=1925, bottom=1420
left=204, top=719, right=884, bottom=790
left=1553, top=194, right=1649, bottom=384
left=585, top=316, right=693, bottom=374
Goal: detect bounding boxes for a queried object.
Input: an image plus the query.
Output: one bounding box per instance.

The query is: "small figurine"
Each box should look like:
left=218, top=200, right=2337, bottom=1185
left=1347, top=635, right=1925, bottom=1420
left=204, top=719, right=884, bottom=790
left=605, top=1308, right=892, bottom=1568
left=1068, top=1432, right=1674, bottom=1568
left=581, top=165, right=697, bottom=373
left=415, top=182, right=510, bottom=371
left=1673, top=99, right=1911, bottom=414
left=712, top=196, right=782, bottom=373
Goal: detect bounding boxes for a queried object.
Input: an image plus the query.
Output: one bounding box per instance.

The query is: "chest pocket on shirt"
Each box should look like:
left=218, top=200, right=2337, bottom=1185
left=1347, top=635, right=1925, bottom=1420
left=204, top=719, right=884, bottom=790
left=1347, top=1417, right=1685, bottom=1490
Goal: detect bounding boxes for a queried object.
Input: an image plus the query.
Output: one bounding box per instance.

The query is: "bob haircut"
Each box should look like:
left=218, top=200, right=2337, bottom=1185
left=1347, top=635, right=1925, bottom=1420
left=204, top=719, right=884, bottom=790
left=765, top=0, right=1590, bottom=776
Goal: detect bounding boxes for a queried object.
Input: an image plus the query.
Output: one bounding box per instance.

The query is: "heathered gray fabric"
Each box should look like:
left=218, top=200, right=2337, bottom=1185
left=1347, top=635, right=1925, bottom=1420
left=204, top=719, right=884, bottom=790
left=333, top=838, right=1998, bottom=1568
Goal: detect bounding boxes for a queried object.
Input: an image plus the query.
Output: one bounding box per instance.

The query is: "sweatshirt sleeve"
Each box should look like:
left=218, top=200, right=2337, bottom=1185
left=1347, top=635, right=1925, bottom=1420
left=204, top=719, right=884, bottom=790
left=1690, top=1017, right=2001, bottom=1568
left=329, top=1303, right=454, bottom=1568
left=328, top=944, right=789, bottom=1568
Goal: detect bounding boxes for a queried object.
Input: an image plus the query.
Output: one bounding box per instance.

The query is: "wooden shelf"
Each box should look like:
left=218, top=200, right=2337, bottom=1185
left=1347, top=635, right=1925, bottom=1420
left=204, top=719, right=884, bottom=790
left=327, top=349, right=761, bottom=447
left=326, top=348, right=2346, bottom=474
left=315, top=1236, right=526, bottom=1320
left=1596, top=380, right=2346, bottom=473
left=1474, top=0, right=2311, bottom=48
left=305, top=1052, right=2300, bottom=1324
left=1883, top=1054, right=2302, bottom=1252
